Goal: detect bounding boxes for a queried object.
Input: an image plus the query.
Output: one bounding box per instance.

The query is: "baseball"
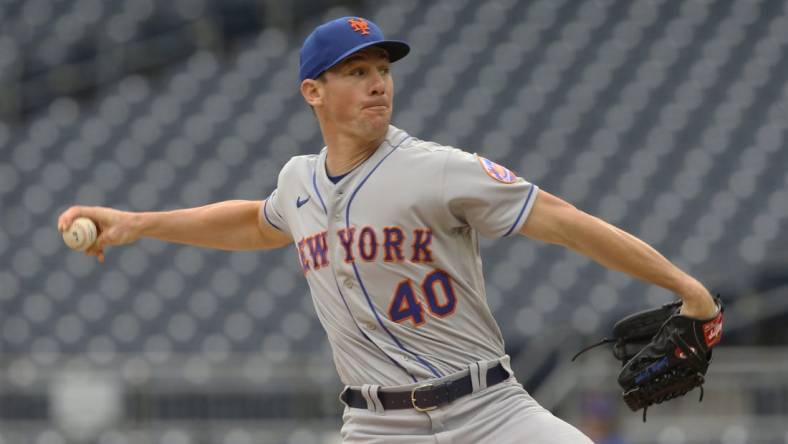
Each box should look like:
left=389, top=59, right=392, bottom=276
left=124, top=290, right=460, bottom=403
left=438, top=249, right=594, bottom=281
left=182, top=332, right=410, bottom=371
left=63, top=217, right=98, bottom=251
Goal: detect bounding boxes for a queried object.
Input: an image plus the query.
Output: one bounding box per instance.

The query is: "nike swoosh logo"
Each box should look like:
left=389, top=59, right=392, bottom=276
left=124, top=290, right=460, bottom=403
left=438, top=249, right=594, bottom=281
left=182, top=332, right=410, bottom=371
left=296, top=196, right=310, bottom=208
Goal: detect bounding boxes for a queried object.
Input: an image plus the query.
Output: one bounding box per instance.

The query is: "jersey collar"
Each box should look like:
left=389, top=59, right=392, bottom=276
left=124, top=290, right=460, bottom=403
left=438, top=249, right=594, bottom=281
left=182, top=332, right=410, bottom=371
left=317, top=125, right=410, bottom=189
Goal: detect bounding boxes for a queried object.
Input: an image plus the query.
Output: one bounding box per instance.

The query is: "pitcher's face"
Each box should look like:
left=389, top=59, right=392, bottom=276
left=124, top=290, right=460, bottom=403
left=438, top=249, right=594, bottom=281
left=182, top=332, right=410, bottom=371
left=306, top=47, right=394, bottom=140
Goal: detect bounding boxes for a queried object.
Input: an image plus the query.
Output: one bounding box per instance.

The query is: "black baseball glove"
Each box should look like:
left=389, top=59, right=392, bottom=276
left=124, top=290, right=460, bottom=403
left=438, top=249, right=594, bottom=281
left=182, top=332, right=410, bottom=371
left=573, top=298, right=723, bottom=420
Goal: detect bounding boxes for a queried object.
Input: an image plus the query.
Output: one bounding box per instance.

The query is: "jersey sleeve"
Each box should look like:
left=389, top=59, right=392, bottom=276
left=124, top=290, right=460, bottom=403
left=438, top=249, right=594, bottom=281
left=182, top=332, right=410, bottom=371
left=260, top=161, right=294, bottom=237
left=261, top=189, right=289, bottom=234
left=443, top=149, right=539, bottom=239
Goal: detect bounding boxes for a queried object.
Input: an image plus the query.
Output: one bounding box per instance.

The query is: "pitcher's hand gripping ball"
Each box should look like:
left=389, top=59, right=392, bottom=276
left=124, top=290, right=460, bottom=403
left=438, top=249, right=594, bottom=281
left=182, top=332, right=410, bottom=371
left=62, top=217, right=98, bottom=251
left=573, top=298, right=723, bottom=420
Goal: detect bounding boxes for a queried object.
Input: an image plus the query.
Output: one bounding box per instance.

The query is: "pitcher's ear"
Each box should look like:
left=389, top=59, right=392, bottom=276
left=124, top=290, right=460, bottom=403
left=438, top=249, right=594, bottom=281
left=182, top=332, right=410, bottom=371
left=301, top=78, right=324, bottom=107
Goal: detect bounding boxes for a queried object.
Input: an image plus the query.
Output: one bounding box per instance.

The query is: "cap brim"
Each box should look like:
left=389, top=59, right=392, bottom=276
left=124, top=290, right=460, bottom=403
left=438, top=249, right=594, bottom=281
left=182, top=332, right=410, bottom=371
left=370, top=40, right=410, bottom=63
left=321, top=40, right=410, bottom=76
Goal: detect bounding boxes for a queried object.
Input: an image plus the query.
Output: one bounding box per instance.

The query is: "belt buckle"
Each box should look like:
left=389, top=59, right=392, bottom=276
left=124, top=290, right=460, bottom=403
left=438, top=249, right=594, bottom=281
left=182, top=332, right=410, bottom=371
left=410, top=383, right=437, bottom=412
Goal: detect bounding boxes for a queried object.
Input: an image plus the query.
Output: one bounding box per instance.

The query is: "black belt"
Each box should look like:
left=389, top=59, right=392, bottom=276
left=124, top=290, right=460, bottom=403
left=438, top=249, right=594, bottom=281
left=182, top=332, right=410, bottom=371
left=341, top=363, right=510, bottom=412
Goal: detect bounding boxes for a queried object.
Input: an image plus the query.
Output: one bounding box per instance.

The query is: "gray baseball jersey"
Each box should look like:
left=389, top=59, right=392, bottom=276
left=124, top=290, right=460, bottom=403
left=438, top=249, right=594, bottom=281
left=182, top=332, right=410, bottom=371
left=262, top=125, right=539, bottom=387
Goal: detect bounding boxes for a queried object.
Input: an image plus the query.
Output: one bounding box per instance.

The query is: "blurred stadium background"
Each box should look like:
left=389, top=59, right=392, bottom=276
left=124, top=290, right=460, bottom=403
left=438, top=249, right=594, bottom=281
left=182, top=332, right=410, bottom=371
left=1, top=0, right=787, bottom=442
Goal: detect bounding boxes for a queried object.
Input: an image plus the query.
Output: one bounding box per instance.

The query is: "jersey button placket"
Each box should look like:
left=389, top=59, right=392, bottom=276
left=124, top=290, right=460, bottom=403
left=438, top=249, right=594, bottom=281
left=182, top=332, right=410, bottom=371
left=334, top=190, right=344, bottom=221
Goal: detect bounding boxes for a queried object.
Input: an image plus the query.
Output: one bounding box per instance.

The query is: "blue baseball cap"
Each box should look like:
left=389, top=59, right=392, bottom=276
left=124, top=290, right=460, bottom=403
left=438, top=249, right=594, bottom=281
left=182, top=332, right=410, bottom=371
left=299, top=16, right=410, bottom=82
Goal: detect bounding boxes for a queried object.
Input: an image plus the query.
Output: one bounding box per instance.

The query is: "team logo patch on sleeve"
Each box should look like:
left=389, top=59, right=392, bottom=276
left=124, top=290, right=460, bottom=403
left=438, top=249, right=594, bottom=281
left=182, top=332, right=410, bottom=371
left=476, top=155, right=518, bottom=184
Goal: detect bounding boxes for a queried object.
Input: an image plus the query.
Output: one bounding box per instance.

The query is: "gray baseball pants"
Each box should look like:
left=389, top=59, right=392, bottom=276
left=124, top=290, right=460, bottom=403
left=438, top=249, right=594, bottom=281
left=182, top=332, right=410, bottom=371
left=339, top=362, right=593, bottom=444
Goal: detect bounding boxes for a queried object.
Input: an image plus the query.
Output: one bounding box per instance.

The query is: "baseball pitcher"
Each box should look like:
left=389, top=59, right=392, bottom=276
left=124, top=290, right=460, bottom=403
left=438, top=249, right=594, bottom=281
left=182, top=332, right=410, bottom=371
left=58, top=17, right=721, bottom=443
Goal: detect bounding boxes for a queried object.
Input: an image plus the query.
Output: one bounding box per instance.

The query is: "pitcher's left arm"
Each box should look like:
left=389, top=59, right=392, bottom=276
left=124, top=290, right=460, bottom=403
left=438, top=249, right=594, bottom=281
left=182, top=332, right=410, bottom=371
left=519, top=190, right=717, bottom=318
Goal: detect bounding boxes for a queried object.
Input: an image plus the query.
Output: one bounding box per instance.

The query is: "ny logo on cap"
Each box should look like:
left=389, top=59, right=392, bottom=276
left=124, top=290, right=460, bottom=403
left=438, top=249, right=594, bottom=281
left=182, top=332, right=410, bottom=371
left=347, top=17, right=370, bottom=35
